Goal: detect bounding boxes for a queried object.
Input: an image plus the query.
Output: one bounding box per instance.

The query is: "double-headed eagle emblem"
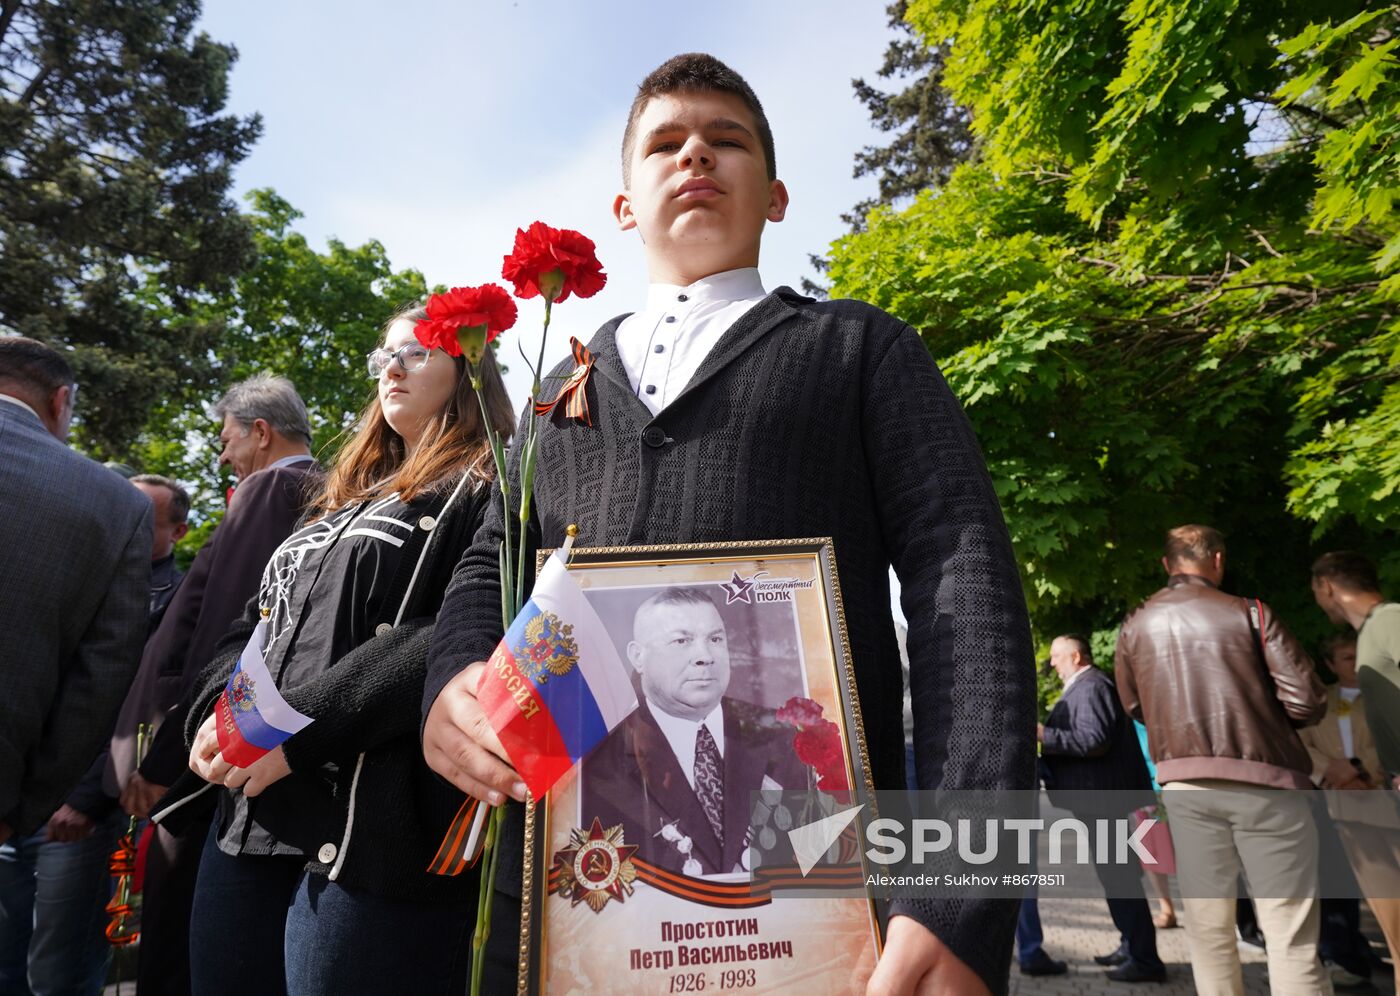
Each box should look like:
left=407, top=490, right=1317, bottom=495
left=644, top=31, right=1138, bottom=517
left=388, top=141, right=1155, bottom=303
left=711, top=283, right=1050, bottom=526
left=228, top=671, right=257, bottom=714
left=516, top=610, right=579, bottom=686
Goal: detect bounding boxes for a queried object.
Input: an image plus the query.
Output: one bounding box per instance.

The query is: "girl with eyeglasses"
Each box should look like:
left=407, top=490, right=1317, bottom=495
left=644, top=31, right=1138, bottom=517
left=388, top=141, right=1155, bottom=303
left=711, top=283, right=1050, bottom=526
left=151, top=304, right=515, bottom=996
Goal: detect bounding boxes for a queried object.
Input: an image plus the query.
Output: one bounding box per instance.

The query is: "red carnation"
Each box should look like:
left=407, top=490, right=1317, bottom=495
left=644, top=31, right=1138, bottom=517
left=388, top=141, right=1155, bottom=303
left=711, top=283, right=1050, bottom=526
left=414, top=284, right=518, bottom=360
left=776, top=696, right=826, bottom=730
left=792, top=718, right=849, bottom=793
left=501, top=221, right=607, bottom=303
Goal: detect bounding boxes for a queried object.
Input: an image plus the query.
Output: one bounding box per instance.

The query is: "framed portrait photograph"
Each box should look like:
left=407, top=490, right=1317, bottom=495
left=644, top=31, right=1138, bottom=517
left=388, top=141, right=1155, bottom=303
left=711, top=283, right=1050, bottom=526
left=517, top=538, right=883, bottom=995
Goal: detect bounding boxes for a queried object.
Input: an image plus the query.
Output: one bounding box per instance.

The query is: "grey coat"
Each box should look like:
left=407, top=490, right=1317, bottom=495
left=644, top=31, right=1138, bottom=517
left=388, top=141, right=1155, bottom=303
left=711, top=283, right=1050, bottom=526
left=0, top=399, right=153, bottom=836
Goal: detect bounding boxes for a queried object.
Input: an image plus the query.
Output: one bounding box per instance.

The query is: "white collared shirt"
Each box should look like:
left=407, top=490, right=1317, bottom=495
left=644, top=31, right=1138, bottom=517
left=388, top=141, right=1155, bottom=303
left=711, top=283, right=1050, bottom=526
left=268, top=453, right=315, bottom=470
left=1060, top=666, right=1091, bottom=696
left=0, top=392, right=41, bottom=422
left=650, top=702, right=726, bottom=791
left=615, top=268, right=767, bottom=416
left=1339, top=686, right=1361, bottom=759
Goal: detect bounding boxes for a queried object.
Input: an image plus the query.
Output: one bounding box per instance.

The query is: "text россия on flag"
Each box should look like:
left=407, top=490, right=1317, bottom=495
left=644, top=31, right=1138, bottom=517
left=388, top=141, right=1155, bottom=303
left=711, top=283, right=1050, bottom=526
left=477, top=552, right=638, bottom=798
left=215, top=622, right=314, bottom=768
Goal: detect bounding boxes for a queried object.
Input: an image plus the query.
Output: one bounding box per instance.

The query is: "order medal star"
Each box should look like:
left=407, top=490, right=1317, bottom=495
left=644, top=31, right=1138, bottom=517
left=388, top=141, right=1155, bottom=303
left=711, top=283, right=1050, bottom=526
left=553, top=818, right=639, bottom=912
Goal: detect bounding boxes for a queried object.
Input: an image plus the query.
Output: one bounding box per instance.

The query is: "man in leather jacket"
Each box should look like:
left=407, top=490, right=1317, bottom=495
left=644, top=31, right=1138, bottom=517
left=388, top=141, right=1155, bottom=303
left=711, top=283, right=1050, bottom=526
left=1115, top=524, right=1328, bottom=996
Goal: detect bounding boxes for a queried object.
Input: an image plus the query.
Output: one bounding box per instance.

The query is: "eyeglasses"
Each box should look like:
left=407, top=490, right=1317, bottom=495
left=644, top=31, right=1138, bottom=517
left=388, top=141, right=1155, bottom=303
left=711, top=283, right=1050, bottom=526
left=366, top=342, right=432, bottom=378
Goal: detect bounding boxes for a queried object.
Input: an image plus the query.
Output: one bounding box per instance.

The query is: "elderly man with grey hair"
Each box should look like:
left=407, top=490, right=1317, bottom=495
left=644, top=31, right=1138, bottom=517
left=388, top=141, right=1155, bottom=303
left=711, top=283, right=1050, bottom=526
left=212, top=371, right=315, bottom=480
left=102, top=372, right=319, bottom=996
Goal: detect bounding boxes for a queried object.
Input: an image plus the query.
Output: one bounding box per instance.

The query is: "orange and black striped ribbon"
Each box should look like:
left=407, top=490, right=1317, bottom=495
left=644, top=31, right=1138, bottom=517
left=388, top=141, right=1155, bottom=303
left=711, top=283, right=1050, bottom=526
left=427, top=797, right=482, bottom=877
left=547, top=856, right=866, bottom=910
left=533, top=337, right=594, bottom=426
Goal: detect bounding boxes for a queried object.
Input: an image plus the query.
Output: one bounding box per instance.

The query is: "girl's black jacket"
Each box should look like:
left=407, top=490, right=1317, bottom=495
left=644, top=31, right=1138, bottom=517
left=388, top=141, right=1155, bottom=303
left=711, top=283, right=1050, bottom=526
left=151, top=474, right=488, bottom=903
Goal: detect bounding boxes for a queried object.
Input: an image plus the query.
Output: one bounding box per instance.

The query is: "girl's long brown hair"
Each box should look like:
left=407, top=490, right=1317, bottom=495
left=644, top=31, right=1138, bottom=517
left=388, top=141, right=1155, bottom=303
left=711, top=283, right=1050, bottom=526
left=310, top=304, right=517, bottom=516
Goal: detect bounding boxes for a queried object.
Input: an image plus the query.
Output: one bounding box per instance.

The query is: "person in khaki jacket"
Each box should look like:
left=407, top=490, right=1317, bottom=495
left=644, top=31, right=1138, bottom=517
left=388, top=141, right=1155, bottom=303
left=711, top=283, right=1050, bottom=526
left=1301, top=634, right=1384, bottom=791
left=1300, top=631, right=1400, bottom=986
left=1115, top=524, right=1328, bottom=996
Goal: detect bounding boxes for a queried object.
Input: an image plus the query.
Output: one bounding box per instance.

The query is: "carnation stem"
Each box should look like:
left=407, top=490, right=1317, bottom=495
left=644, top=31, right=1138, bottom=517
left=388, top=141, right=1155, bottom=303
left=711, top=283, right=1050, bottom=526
left=469, top=289, right=558, bottom=996
left=470, top=364, right=515, bottom=618
left=513, top=295, right=552, bottom=617
left=533, top=297, right=552, bottom=397
left=470, top=804, right=503, bottom=994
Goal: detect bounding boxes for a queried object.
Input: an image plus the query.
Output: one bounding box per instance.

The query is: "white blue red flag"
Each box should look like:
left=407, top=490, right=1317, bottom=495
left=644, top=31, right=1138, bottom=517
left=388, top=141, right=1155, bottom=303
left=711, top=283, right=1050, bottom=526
left=215, top=622, right=314, bottom=768
left=477, top=551, right=638, bottom=798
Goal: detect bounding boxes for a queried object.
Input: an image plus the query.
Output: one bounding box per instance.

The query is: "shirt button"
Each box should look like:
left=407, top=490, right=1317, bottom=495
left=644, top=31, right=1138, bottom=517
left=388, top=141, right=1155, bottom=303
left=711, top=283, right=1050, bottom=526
left=642, top=426, right=667, bottom=448
left=665, top=315, right=676, bottom=323
left=318, top=843, right=338, bottom=863
left=677, top=293, right=689, bottom=302
left=644, top=385, right=657, bottom=395
left=654, top=344, right=665, bottom=353
left=375, top=623, right=392, bottom=637
left=418, top=515, right=436, bottom=530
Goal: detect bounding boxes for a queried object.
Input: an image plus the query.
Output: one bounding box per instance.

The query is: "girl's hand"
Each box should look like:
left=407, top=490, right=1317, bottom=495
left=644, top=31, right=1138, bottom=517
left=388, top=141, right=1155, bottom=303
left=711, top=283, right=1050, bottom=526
left=221, top=746, right=292, bottom=797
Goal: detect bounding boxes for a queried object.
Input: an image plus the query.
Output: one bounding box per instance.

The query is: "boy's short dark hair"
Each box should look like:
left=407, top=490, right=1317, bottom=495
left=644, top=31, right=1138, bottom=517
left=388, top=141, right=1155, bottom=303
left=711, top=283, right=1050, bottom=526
left=1311, top=551, right=1381, bottom=594
left=621, top=53, right=776, bottom=186
left=0, top=336, right=74, bottom=397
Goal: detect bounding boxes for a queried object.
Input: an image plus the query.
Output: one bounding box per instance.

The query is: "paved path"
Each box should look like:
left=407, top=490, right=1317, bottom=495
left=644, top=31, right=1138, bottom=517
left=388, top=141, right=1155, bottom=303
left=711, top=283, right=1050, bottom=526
left=101, top=897, right=1395, bottom=994
left=1009, top=898, right=1395, bottom=995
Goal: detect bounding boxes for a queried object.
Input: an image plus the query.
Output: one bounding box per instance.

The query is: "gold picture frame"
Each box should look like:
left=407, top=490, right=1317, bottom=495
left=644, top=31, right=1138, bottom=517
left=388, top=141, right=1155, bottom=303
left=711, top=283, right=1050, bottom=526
left=518, top=538, right=883, bottom=994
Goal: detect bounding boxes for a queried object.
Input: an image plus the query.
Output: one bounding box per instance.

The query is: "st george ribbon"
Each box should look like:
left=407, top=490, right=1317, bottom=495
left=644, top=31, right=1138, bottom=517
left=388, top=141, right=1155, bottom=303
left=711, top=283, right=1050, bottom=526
left=478, top=550, right=638, bottom=799
left=215, top=621, right=314, bottom=767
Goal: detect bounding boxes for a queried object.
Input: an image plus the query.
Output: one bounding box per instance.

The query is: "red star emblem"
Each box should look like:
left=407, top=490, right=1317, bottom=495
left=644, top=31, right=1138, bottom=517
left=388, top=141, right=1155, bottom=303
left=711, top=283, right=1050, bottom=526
left=553, top=818, right=640, bottom=912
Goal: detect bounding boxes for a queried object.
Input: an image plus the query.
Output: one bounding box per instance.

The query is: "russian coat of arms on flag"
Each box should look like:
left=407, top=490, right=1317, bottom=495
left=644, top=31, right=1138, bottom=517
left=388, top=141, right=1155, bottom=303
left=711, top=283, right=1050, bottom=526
left=519, top=611, right=579, bottom=685
left=476, top=552, right=639, bottom=799
left=215, top=621, right=314, bottom=768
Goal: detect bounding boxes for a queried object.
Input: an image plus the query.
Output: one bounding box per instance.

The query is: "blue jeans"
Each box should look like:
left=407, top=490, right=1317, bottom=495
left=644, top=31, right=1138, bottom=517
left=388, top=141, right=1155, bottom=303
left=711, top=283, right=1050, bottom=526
left=0, top=814, right=123, bottom=996
left=1013, top=791, right=1045, bottom=965
left=1015, top=894, right=1044, bottom=964
left=190, top=826, right=472, bottom=996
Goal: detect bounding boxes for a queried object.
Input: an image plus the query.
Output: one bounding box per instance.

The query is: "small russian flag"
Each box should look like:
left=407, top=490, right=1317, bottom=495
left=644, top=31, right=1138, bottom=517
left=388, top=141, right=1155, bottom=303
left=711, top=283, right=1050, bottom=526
left=477, top=551, right=638, bottom=799
left=215, top=622, right=314, bottom=768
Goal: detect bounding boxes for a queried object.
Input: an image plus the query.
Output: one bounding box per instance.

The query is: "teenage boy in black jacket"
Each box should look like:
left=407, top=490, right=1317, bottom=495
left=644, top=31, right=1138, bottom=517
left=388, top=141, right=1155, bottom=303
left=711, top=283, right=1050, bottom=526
left=423, top=53, right=1036, bottom=995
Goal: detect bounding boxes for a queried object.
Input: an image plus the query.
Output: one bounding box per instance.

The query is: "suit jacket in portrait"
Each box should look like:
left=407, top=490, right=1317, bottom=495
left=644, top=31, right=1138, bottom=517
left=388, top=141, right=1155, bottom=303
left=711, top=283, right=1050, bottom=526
left=581, top=696, right=808, bottom=876
left=0, top=400, right=153, bottom=835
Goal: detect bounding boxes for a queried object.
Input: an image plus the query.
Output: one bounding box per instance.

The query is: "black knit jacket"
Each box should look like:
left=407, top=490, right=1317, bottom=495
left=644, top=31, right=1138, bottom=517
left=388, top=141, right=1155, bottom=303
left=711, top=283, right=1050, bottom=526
left=424, top=288, right=1037, bottom=992
left=152, top=475, right=491, bottom=904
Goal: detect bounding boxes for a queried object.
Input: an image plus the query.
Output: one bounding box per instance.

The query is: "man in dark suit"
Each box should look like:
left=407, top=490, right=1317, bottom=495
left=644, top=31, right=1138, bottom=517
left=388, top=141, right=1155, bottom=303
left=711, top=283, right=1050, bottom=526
left=1039, top=634, right=1164, bottom=983
left=0, top=475, right=188, bottom=996
left=105, top=373, right=317, bottom=996
left=0, top=336, right=153, bottom=994
left=0, top=336, right=153, bottom=843
left=582, top=587, right=806, bottom=876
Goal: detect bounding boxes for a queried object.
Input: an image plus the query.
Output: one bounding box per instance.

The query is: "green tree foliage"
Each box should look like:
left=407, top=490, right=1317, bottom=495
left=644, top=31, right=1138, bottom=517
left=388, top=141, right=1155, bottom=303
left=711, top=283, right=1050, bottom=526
left=847, top=0, right=972, bottom=229
left=0, top=0, right=261, bottom=457
left=829, top=0, right=1399, bottom=642
left=135, top=188, right=429, bottom=534
left=805, top=2, right=972, bottom=296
